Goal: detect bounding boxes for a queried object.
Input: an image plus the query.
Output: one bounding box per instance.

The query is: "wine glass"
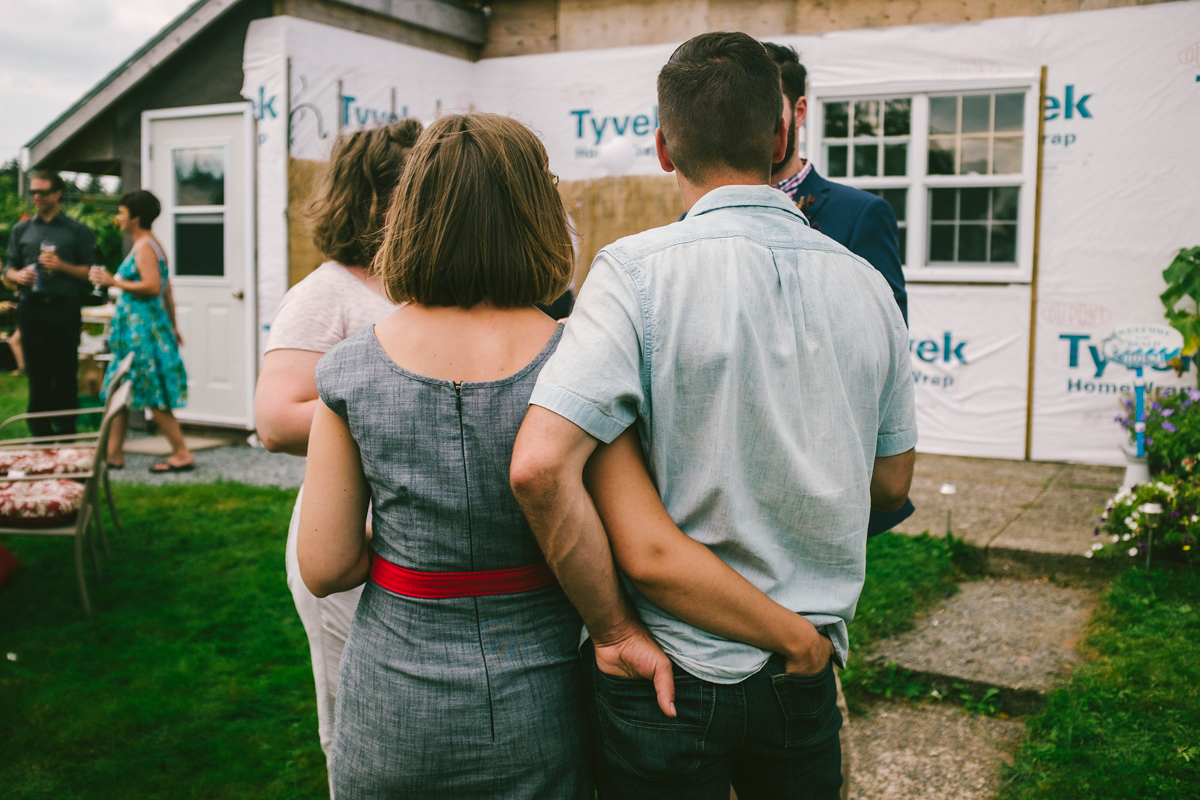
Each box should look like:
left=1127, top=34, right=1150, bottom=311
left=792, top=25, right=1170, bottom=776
left=37, top=240, right=55, bottom=292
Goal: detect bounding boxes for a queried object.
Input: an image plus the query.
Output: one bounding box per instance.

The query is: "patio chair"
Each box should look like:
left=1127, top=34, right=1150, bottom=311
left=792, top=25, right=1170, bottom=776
left=0, top=381, right=131, bottom=617
left=0, top=353, right=134, bottom=537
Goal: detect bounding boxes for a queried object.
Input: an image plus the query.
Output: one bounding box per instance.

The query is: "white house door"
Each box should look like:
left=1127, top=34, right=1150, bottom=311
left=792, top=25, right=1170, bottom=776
left=144, top=104, right=255, bottom=428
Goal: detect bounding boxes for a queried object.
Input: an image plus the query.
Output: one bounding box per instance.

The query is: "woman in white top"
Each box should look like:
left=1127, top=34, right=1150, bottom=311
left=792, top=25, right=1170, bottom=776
left=253, top=119, right=422, bottom=779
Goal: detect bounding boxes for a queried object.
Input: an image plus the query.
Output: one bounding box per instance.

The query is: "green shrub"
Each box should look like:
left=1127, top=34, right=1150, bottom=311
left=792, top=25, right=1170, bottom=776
left=1117, top=386, right=1200, bottom=476
left=1090, top=475, right=1198, bottom=566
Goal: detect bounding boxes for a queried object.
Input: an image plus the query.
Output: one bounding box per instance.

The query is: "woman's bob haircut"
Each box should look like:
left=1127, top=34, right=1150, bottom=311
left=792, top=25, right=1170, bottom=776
left=373, top=113, right=573, bottom=309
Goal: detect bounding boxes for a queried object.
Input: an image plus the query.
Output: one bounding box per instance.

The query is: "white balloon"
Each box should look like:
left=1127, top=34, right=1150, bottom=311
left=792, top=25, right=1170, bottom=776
left=596, top=137, right=638, bottom=177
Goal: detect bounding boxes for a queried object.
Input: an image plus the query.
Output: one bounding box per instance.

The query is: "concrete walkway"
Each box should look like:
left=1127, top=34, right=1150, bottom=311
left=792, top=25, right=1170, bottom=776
left=893, top=453, right=1124, bottom=577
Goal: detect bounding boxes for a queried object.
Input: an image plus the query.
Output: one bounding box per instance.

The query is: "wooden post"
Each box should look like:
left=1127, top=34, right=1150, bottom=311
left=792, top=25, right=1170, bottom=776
left=1023, top=65, right=1048, bottom=461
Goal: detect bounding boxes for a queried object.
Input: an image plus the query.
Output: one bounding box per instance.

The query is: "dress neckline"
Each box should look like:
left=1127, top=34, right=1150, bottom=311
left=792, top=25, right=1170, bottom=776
left=368, top=322, right=564, bottom=389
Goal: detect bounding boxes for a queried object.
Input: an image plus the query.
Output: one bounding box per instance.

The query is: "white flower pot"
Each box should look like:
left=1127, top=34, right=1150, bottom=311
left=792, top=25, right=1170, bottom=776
left=1120, top=441, right=1150, bottom=490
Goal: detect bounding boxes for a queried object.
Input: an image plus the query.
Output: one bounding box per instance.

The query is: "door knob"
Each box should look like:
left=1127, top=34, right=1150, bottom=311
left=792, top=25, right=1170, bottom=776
left=232, top=290, right=245, bottom=300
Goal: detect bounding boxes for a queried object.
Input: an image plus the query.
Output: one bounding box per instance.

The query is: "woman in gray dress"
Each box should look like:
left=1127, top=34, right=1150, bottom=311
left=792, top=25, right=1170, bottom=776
left=297, top=113, right=587, bottom=798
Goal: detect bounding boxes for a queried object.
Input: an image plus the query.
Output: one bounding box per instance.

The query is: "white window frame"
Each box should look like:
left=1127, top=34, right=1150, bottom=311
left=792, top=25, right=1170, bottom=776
left=164, top=136, right=232, bottom=287
left=808, top=74, right=1040, bottom=284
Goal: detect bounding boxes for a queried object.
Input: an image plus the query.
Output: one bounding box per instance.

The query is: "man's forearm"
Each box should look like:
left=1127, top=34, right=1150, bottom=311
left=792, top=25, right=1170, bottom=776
left=585, top=429, right=825, bottom=664
left=517, top=470, right=640, bottom=641
left=511, top=407, right=642, bottom=643
left=55, top=262, right=90, bottom=281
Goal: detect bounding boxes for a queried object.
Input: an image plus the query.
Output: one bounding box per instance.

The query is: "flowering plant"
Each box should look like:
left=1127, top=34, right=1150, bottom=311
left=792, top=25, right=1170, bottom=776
left=1090, top=476, right=1199, bottom=565
left=1116, top=387, right=1200, bottom=475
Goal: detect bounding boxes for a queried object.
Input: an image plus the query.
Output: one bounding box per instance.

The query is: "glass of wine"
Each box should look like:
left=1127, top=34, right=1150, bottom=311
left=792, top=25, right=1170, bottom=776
left=37, top=240, right=55, bottom=292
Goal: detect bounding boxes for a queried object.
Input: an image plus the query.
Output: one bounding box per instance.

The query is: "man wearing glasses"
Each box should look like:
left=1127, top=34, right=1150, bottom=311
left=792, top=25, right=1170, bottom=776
left=2, top=171, right=94, bottom=436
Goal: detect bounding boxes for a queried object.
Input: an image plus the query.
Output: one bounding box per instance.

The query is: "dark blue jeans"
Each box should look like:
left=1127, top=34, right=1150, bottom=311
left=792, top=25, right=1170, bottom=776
left=582, top=640, right=843, bottom=800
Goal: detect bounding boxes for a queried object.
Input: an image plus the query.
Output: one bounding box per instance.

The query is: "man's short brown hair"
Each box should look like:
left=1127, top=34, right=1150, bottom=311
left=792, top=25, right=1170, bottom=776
left=374, top=113, right=573, bottom=309
left=30, top=170, right=65, bottom=194
left=656, top=32, right=782, bottom=184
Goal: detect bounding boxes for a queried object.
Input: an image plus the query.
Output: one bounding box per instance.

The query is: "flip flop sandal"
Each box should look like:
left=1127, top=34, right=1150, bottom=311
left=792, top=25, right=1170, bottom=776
left=149, top=461, right=195, bottom=473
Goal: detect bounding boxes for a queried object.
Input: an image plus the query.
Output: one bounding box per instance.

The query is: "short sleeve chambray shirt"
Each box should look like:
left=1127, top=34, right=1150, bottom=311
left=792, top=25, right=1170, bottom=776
left=530, top=184, right=917, bottom=683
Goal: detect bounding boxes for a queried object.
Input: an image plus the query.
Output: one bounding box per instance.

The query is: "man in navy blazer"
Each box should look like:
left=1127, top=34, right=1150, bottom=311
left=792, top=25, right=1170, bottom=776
left=763, top=43, right=913, bottom=536
left=764, top=43, right=907, bottom=324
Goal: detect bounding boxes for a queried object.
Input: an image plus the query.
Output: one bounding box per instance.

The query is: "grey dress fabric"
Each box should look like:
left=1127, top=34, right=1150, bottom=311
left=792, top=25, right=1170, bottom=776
left=315, top=324, right=589, bottom=799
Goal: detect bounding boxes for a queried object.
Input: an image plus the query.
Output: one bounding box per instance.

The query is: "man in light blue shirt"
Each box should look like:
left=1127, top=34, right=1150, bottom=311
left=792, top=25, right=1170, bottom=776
left=511, top=32, right=916, bottom=798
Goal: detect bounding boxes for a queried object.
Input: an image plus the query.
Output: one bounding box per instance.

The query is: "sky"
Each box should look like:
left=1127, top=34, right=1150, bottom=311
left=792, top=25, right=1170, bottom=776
left=0, top=0, right=196, bottom=169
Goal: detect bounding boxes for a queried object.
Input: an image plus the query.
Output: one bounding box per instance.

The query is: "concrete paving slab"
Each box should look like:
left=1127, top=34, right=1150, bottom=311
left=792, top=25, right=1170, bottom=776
left=846, top=702, right=1025, bottom=800
left=871, top=578, right=1097, bottom=701
left=889, top=454, right=1125, bottom=576
left=896, top=474, right=1041, bottom=546
left=990, top=485, right=1114, bottom=557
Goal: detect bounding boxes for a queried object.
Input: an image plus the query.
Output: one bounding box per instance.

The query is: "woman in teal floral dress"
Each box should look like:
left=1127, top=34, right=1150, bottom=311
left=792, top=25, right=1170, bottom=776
left=90, top=190, right=194, bottom=472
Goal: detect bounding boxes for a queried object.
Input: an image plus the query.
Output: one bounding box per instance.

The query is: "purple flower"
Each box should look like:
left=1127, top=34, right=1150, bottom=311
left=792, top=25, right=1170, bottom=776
left=1163, top=408, right=1174, bottom=417
left=1164, top=422, right=1177, bottom=433
left=1152, top=401, right=1162, bottom=412
left=1172, top=511, right=1181, bottom=518
left=1187, top=535, right=1195, bottom=545
left=1189, top=388, right=1200, bottom=401
left=1147, top=438, right=1154, bottom=446
left=1140, top=413, right=1149, bottom=422
left=1185, top=399, right=1193, bottom=408
left=1138, top=540, right=1147, bottom=552
left=1093, top=527, right=1100, bottom=536
left=1123, top=397, right=1134, bottom=408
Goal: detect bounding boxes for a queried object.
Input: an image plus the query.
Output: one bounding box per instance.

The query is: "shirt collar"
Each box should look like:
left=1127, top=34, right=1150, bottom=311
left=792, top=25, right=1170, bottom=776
left=772, top=160, right=812, bottom=196
left=684, top=184, right=810, bottom=225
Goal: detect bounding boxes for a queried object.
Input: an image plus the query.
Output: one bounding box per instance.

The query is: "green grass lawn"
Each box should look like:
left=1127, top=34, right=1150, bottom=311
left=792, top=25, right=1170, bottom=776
left=999, top=568, right=1200, bottom=799
left=0, top=372, right=102, bottom=440
left=0, top=474, right=961, bottom=798
left=0, top=483, right=328, bottom=800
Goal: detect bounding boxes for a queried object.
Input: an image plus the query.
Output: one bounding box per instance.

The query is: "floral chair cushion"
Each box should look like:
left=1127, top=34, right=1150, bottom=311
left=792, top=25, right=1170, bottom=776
left=0, top=448, right=94, bottom=476
left=0, top=480, right=85, bottom=528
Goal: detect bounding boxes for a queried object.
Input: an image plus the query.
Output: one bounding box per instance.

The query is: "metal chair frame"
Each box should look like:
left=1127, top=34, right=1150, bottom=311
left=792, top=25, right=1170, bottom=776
left=0, top=381, right=131, bottom=617
left=0, top=353, right=134, bottom=534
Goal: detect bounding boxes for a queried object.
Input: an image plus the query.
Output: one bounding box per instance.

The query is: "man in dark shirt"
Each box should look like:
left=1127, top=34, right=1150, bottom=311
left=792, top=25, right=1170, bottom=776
left=3, top=171, right=94, bottom=436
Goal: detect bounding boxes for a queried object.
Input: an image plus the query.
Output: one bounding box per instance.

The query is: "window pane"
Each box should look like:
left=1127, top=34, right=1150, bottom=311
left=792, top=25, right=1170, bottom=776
left=958, top=224, right=987, bottom=261
left=928, top=137, right=956, bottom=175
left=824, top=102, right=849, bottom=138
left=930, top=96, right=957, bottom=135
left=961, top=137, right=988, bottom=174
left=873, top=188, right=907, bottom=222
left=993, top=136, right=1023, bottom=174
left=883, top=143, right=907, bottom=176
left=994, top=93, right=1024, bottom=132
left=962, top=94, right=991, bottom=134
left=826, top=144, right=848, bottom=177
left=993, top=186, right=1019, bottom=221
left=897, top=228, right=907, bottom=266
left=854, top=100, right=879, bottom=137
left=853, top=143, right=879, bottom=177
left=884, top=99, right=911, bottom=136
left=990, top=224, right=1017, bottom=262
left=929, top=224, right=955, bottom=261
left=960, top=187, right=989, bottom=221
left=173, top=147, right=225, bottom=206
left=174, top=214, right=224, bottom=276
left=930, top=188, right=957, bottom=221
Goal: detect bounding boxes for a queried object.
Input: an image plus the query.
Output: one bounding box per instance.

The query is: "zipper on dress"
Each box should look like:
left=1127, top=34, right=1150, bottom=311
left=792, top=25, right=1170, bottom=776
left=456, top=381, right=496, bottom=742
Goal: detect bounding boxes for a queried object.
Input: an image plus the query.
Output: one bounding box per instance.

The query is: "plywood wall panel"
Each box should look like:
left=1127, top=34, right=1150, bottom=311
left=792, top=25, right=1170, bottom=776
left=495, top=0, right=1178, bottom=53
left=287, top=158, right=326, bottom=288
left=482, top=0, right=560, bottom=58
left=559, top=175, right=685, bottom=288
